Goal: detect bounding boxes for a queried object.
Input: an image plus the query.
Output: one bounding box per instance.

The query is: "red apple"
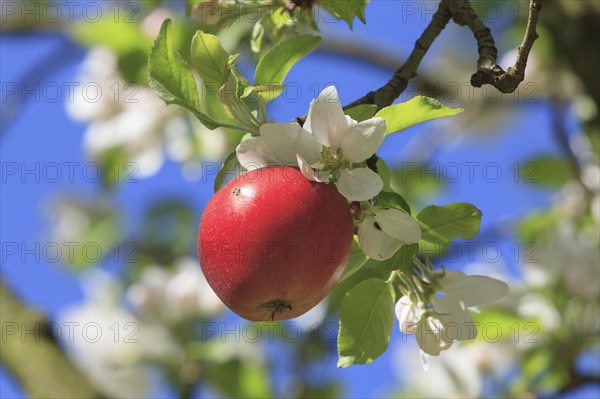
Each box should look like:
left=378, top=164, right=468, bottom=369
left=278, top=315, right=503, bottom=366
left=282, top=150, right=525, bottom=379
left=198, top=166, right=354, bottom=321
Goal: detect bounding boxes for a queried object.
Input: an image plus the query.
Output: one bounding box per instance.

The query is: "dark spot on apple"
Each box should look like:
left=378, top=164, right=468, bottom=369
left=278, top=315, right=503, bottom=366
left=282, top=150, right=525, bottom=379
left=374, top=222, right=382, bottom=230
left=232, top=187, right=241, bottom=196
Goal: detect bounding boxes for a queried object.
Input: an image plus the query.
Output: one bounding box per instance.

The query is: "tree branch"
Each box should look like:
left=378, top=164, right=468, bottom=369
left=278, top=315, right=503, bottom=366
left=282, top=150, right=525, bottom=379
left=0, top=279, right=105, bottom=399
left=448, top=0, right=542, bottom=92
left=295, top=0, right=541, bottom=130
left=343, top=1, right=452, bottom=111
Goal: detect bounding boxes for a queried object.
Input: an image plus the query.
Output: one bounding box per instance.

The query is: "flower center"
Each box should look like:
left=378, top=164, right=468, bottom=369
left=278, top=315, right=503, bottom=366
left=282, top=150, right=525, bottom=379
left=316, top=146, right=349, bottom=182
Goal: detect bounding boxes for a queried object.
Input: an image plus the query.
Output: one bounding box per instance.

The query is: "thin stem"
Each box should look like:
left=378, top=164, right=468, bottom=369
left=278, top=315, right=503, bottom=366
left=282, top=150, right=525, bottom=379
left=218, top=122, right=258, bottom=134
left=386, top=270, right=399, bottom=284
left=231, top=99, right=262, bottom=132
left=259, top=100, right=268, bottom=125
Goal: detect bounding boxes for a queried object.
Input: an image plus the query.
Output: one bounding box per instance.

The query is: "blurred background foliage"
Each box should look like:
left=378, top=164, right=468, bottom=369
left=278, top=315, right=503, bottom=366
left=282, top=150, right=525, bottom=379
left=1, top=0, right=599, bottom=398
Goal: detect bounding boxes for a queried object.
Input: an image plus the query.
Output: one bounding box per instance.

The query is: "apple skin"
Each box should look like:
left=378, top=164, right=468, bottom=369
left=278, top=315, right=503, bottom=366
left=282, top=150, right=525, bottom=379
left=198, top=166, right=354, bottom=321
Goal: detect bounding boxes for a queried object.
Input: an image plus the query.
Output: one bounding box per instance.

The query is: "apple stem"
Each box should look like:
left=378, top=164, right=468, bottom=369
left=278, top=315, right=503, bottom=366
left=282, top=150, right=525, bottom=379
left=258, top=299, right=293, bottom=321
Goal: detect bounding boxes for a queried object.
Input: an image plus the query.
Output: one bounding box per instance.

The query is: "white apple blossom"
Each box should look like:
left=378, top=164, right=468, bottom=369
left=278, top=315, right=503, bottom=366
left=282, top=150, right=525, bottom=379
left=395, top=269, right=508, bottom=365
left=356, top=206, right=422, bottom=260
left=236, top=86, right=387, bottom=201
left=60, top=270, right=183, bottom=398
left=164, top=257, right=225, bottom=319
left=126, top=258, right=225, bottom=321
left=522, top=224, right=600, bottom=297
left=65, top=46, right=122, bottom=122
left=67, top=46, right=229, bottom=179
left=393, top=337, right=516, bottom=397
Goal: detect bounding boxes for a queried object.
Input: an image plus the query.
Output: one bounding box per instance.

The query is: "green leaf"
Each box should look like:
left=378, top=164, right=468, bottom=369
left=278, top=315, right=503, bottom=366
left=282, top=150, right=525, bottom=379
left=230, top=63, right=254, bottom=99
left=254, top=34, right=321, bottom=99
left=302, top=383, right=341, bottom=399
left=214, top=151, right=239, bottom=193
left=471, top=308, right=541, bottom=343
left=376, top=158, right=393, bottom=192
left=373, top=191, right=411, bottom=214
left=71, top=18, right=147, bottom=56
left=205, top=358, right=271, bottom=399
left=417, top=203, right=482, bottom=245
left=389, top=162, right=443, bottom=201
left=339, top=237, right=369, bottom=284
left=369, top=244, right=419, bottom=275
left=375, top=96, right=463, bottom=135
left=517, top=211, right=559, bottom=244
left=148, top=19, right=219, bottom=129
left=216, top=76, right=259, bottom=130
left=185, top=0, right=197, bottom=17
left=320, top=0, right=370, bottom=29
left=252, top=84, right=286, bottom=103
left=345, top=104, right=378, bottom=122
left=56, top=203, right=121, bottom=270
left=187, top=0, right=234, bottom=26
left=521, top=156, right=574, bottom=187
left=418, top=239, right=447, bottom=259
left=217, top=78, right=239, bottom=120
left=337, top=279, right=396, bottom=367
left=185, top=0, right=202, bottom=16
left=190, top=29, right=230, bottom=87
left=250, top=21, right=265, bottom=53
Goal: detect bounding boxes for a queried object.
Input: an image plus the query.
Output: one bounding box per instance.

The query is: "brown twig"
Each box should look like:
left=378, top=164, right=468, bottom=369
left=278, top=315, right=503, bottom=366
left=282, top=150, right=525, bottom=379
left=444, top=0, right=503, bottom=86
left=449, top=0, right=542, bottom=92
left=339, top=0, right=542, bottom=117
left=343, top=1, right=452, bottom=111
left=494, top=0, right=542, bottom=91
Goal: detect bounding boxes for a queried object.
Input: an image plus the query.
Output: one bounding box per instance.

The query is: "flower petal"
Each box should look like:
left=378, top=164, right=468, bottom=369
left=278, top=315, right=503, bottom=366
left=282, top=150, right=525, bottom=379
left=357, top=215, right=403, bottom=260
left=236, top=137, right=283, bottom=170
left=236, top=123, right=321, bottom=170
left=442, top=274, right=509, bottom=307
left=439, top=269, right=466, bottom=287
left=374, top=208, right=422, bottom=243
left=419, top=350, right=430, bottom=371
left=416, top=315, right=453, bottom=356
left=260, top=123, right=321, bottom=165
left=339, top=117, right=387, bottom=162
left=297, top=154, right=319, bottom=182
left=303, top=86, right=348, bottom=148
left=432, top=297, right=478, bottom=341
left=336, top=167, right=383, bottom=201
left=395, top=297, right=421, bottom=334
